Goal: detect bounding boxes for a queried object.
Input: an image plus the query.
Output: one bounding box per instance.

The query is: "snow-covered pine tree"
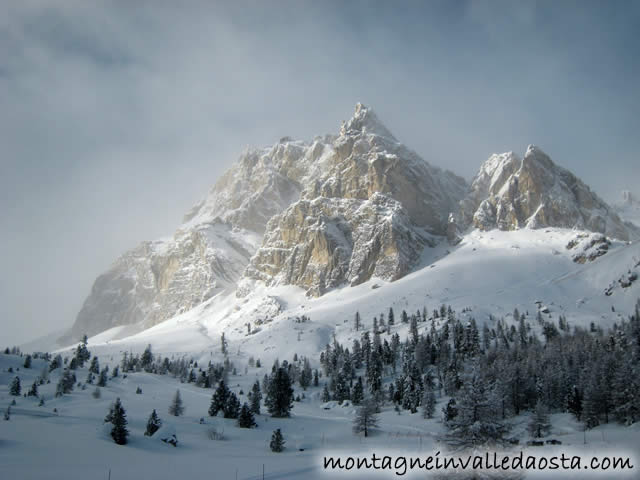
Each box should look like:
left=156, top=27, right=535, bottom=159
left=422, top=388, right=436, bottom=419
left=223, top=392, right=241, bottom=419
left=352, top=377, right=364, bottom=405
left=221, top=333, right=228, bottom=356
left=528, top=400, right=552, bottom=438
left=27, top=381, right=38, bottom=397
left=144, top=409, right=162, bottom=436
left=566, top=385, right=582, bottom=420
left=168, top=389, right=185, bottom=416
left=265, top=367, right=294, bottom=417
left=23, top=355, right=32, bottom=369
left=352, top=398, right=379, bottom=437
left=270, top=428, right=285, bottom=452
left=97, top=368, right=108, bottom=387
left=237, top=403, right=257, bottom=428
left=141, top=344, right=153, bottom=371
left=9, top=376, right=21, bottom=396
left=321, top=384, right=331, bottom=402
left=88, top=356, right=100, bottom=374
left=443, top=364, right=510, bottom=448
left=249, top=380, right=262, bottom=415
left=209, top=380, right=230, bottom=416
left=109, top=398, right=129, bottom=445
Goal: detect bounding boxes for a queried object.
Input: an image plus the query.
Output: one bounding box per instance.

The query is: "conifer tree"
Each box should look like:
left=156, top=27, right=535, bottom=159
left=27, top=381, right=38, bottom=397
left=321, top=384, right=331, bottom=402
left=567, top=385, right=583, bottom=420
left=352, top=377, right=364, bottom=405
left=23, top=355, right=32, bottom=369
left=528, top=400, right=552, bottom=438
left=9, top=376, right=21, bottom=396
left=144, top=409, right=162, bottom=436
left=237, top=403, right=257, bottom=428
left=443, top=365, right=510, bottom=448
left=249, top=380, right=262, bottom=415
left=168, top=389, right=185, bottom=416
left=209, top=380, right=231, bottom=416
left=89, top=356, right=100, bottom=374
left=270, top=429, right=285, bottom=452
left=109, top=398, right=129, bottom=445
left=265, top=367, right=294, bottom=417
left=224, top=392, right=241, bottom=419
left=97, top=368, right=108, bottom=387
left=422, top=388, right=436, bottom=419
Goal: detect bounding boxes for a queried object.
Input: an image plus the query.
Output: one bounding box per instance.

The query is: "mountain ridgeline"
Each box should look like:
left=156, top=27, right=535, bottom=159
left=71, top=104, right=637, bottom=339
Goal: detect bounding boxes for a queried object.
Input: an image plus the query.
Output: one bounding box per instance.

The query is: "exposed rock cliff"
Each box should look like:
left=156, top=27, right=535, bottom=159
left=460, top=145, right=635, bottom=241
left=242, top=103, right=466, bottom=295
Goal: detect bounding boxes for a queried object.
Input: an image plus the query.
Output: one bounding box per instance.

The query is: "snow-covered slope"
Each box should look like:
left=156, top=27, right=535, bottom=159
left=71, top=228, right=640, bottom=366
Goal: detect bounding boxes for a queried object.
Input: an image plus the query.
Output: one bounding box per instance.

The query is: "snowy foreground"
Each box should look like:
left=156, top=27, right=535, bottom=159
left=5, top=228, right=640, bottom=479
left=1, top=353, right=638, bottom=480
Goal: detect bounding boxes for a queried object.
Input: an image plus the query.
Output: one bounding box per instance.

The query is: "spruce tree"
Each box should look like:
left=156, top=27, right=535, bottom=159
left=443, top=365, right=510, bottom=448
left=209, top=380, right=230, bottom=416
left=23, top=355, right=32, bottom=369
left=9, top=376, right=21, bottom=396
left=144, top=409, right=162, bottom=436
left=528, top=400, right=552, bottom=438
left=321, top=384, right=331, bottom=402
left=249, top=380, right=262, bottom=415
left=168, top=389, right=185, bottom=416
left=97, top=368, right=108, bottom=387
left=566, top=385, right=583, bottom=420
left=89, top=356, right=100, bottom=374
left=237, top=403, right=257, bottom=428
left=27, top=381, right=38, bottom=397
left=109, top=398, right=129, bottom=445
left=270, top=428, right=285, bottom=452
left=422, top=388, right=436, bottom=419
left=352, top=377, right=364, bottom=405
left=224, top=392, right=241, bottom=419
left=265, top=367, right=294, bottom=417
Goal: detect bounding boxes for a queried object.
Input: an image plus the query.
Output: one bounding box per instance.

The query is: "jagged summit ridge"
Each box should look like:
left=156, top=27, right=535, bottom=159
left=70, top=104, right=636, bottom=340
left=460, top=145, right=634, bottom=241
left=242, top=104, right=467, bottom=295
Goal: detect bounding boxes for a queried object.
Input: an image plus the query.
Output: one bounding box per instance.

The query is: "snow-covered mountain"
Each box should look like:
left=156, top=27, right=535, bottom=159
left=613, top=190, right=640, bottom=228
left=69, top=104, right=638, bottom=344
left=457, top=146, right=635, bottom=240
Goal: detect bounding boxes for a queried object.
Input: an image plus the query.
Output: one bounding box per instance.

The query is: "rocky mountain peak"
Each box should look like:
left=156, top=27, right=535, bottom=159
left=460, top=146, right=635, bottom=241
left=339, top=103, right=397, bottom=141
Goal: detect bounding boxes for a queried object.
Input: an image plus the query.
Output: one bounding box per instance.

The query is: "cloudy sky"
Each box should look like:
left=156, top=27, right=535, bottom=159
left=1, top=0, right=639, bottom=346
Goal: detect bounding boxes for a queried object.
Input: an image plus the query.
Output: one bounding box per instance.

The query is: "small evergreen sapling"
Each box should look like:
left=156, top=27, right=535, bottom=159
left=145, top=409, right=162, bottom=436
left=270, top=428, right=285, bottom=452
left=169, top=389, right=185, bottom=416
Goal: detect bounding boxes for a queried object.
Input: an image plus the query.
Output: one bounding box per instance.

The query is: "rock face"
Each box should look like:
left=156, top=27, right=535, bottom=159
left=72, top=222, right=258, bottom=338
left=71, top=105, right=635, bottom=339
left=460, top=145, right=634, bottom=241
left=242, top=103, right=466, bottom=295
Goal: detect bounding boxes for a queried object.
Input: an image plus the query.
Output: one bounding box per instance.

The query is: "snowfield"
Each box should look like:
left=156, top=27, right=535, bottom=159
left=3, top=228, right=640, bottom=479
